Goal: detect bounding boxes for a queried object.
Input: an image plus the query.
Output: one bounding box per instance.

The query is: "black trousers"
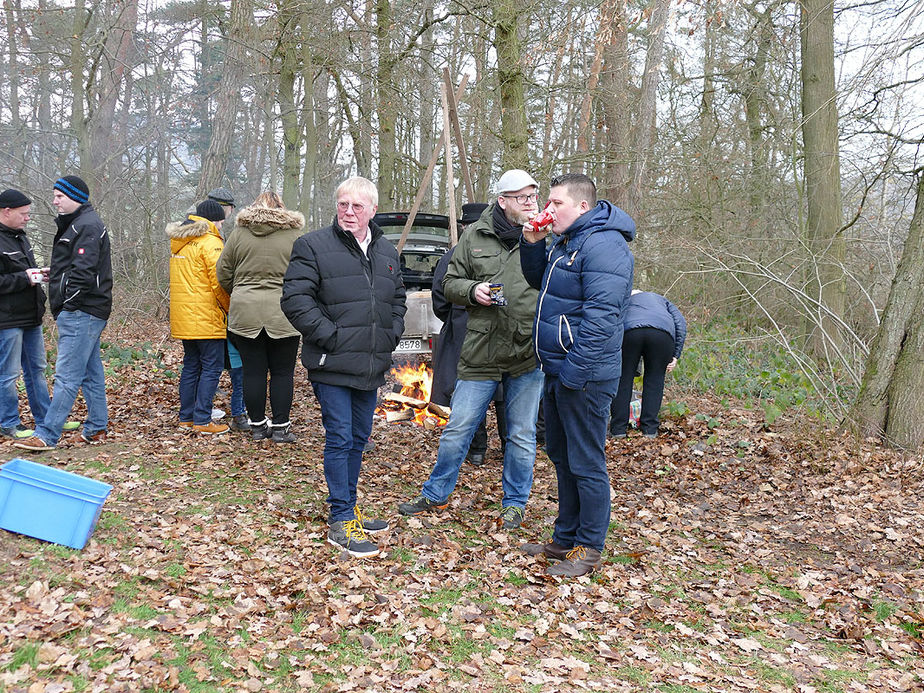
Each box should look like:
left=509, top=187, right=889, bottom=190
left=229, top=330, right=300, bottom=425
left=610, top=327, right=674, bottom=436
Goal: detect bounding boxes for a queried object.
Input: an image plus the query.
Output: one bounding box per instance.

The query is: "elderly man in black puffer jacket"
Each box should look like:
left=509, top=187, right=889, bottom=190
left=281, top=176, right=406, bottom=559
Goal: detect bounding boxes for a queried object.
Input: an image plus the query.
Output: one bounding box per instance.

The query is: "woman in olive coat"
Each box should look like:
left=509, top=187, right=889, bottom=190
left=217, top=192, right=304, bottom=443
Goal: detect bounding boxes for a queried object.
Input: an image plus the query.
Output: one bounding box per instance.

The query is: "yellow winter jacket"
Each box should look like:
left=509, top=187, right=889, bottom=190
left=167, top=216, right=230, bottom=339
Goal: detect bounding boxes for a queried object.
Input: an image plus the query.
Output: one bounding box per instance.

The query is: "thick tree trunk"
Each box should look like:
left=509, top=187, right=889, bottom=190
left=600, top=0, right=630, bottom=210
left=627, top=0, right=671, bottom=222
left=277, top=0, right=300, bottom=209
left=376, top=0, right=398, bottom=207
left=800, top=0, right=845, bottom=354
left=852, top=173, right=924, bottom=447
left=492, top=0, right=528, bottom=170
left=196, top=0, right=251, bottom=198
left=89, top=0, right=139, bottom=187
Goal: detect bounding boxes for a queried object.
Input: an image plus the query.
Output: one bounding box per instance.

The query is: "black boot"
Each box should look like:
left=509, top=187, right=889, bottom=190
left=250, top=419, right=271, bottom=441
left=271, top=422, right=297, bottom=444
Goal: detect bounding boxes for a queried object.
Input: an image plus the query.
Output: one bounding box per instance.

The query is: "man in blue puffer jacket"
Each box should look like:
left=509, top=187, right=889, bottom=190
left=520, top=173, right=635, bottom=577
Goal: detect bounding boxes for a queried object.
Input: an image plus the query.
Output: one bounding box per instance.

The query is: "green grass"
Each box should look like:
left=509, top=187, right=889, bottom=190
left=505, top=571, right=528, bottom=586
left=873, top=599, right=897, bottom=621
left=419, top=587, right=464, bottom=611
left=779, top=609, right=809, bottom=623
left=5, top=642, right=39, bottom=671
left=815, top=668, right=867, bottom=691
left=615, top=665, right=650, bottom=685
left=751, top=660, right=796, bottom=687
left=112, top=598, right=158, bottom=620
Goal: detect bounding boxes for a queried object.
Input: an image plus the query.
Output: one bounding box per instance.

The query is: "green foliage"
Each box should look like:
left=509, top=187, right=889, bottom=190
left=665, top=400, right=690, bottom=417
left=100, top=341, right=165, bottom=372
left=670, top=321, right=837, bottom=418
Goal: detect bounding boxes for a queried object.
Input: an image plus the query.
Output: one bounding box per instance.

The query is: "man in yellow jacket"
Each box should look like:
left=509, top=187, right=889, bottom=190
left=167, top=200, right=231, bottom=434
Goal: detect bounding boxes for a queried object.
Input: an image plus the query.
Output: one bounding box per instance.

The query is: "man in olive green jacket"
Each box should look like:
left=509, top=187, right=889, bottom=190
left=398, top=170, right=544, bottom=530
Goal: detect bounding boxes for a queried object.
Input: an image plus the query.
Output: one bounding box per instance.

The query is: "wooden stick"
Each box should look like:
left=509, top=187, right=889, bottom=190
left=440, top=82, right=459, bottom=248
left=443, top=67, right=474, bottom=204
left=395, top=75, right=469, bottom=254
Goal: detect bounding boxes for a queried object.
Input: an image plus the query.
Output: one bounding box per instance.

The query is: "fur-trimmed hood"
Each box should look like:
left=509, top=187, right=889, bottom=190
left=234, top=206, right=305, bottom=237
left=166, top=216, right=220, bottom=240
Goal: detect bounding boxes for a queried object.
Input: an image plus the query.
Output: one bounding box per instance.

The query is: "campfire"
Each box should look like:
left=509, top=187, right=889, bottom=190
left=378, top=362, right=449, bottom=429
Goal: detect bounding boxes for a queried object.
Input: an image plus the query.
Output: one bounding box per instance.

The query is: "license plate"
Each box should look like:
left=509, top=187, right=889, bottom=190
left=396, top=338, right=422, bottom=352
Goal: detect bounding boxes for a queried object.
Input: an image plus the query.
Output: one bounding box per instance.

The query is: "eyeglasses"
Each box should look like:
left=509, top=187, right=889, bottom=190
left=501, top=193, right=539, bottom=205
left=337, top=201, right=366, bottom=213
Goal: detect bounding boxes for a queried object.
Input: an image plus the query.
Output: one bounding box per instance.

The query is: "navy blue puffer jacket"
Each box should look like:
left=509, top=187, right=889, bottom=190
left=520, top=201, right=635, bottom=389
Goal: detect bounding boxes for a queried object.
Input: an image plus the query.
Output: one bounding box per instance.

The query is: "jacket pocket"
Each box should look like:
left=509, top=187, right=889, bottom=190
left=468, top=246, right=503, bottom=279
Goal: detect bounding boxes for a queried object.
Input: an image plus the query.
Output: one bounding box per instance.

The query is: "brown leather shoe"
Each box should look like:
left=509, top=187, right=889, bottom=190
left=193, top=422, right=229, bottom=435
left=546, top=546, right=602, bottom=577
left=12, top=435, right=54, bottom=452
left=522, top=541, right=571, bottom=560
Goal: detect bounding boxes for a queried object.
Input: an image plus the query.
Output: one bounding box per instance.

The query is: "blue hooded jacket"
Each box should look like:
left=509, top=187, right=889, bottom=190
left=624, top=291, right=687, bottom=360
left=520, top=200, right=635, bottom=388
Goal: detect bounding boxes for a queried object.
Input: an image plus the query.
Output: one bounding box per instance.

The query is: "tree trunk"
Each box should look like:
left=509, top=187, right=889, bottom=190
left=89, top=0, right=139, bottom=188
left=277, top=0, right=301, bottom=208
left=600, top=0, right=630, bottom=209
left=376, top=0, right=398, bottom=207
left=800, top=0, right=845, bottom=354
left=852, top=172, right=924, bottom=447
left=196, top=0, right=251, bottom=197
left=627, top=0, right=671, bottom=222
left=69, top=0, right=91, bottom=177
left=492, top=0, right=528, bottom=169
left=4, top=0, right=21, bottom=129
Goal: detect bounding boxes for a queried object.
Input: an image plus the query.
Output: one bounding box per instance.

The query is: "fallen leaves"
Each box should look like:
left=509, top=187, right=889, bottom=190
left=0, top=326, right=922, bottom=690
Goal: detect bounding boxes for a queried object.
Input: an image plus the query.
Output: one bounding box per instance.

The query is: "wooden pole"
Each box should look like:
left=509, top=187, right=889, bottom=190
left=443, top=67, right=474, bottom=204
left=440, top=82, right=459, bottom=248
left=395, top=75, right=469, bottom=253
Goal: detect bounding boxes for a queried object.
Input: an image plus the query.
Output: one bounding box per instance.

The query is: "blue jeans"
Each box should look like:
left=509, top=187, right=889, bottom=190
left=311, top=382, right=377, bottom=522
left=179, top=339, right=225, bottom=425
left=0, top=325, right=51, bottom=429
left=543, top=375, right=617, bottom=552
left=34, top=311, right=108, bottom=445
left=421, top=368, right=544, bottom=508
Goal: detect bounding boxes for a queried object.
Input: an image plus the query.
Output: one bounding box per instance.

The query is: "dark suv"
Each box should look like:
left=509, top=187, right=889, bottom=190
left=374, top=212, right=450, bottom=291
left=374, top=212, right=451, bottom=355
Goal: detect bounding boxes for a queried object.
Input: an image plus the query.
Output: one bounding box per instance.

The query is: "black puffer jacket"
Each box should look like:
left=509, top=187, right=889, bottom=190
left=0, top=223, right=46, bottom=329
left=281, top=219, right=406, bottom=390
left=49, top=204, right=112, bottom=320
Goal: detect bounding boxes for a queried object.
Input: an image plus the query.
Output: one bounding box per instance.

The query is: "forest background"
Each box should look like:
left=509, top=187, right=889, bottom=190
left=2, top=2, right=924, bottom=691
left=1, top=0, right=924, bottom=445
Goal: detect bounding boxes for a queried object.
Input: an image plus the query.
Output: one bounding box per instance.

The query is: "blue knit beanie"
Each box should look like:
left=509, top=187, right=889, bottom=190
left=54, top=176, right=90, bottom=204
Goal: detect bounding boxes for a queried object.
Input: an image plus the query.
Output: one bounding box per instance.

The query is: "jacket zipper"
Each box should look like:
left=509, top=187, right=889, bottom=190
left=534, top=252, right=567, bottom=370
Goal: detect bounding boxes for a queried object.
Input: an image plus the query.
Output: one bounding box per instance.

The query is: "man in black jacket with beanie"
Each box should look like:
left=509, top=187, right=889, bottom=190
left=15, top=175, right=112, bottom=452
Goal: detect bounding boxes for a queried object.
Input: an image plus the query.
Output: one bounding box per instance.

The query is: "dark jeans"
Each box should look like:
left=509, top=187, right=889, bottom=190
left=229, top=330, right=299, bottom=425
left=311, top=382, right=377, bottom=522
left=544, top=375, right=617, bottom=552
left=179, top=338, right=225, bottom=425
left=610, top=327, right=674, bottom=436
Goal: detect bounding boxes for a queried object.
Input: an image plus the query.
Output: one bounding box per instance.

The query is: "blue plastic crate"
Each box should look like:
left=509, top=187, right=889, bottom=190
left=0, top=458, right=113, bottom=549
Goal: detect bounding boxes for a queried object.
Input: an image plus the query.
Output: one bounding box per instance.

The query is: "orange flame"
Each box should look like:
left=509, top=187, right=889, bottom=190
left=379, top=362, right=448, bottom=428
